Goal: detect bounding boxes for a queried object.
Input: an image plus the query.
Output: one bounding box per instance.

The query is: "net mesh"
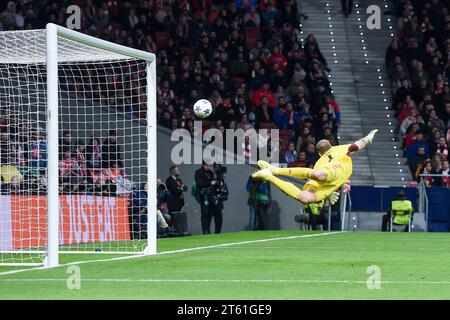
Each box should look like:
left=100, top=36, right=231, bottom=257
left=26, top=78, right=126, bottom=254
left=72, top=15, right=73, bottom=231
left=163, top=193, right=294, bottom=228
left=0, top=29, right=150, bottom=265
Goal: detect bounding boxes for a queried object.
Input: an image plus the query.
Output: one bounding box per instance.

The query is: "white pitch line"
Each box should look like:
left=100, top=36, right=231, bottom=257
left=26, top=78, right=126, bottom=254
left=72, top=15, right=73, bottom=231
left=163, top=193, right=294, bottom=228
left=2, top=278, right=450, bottom=285
left=0, top=231, right=342, bottom=276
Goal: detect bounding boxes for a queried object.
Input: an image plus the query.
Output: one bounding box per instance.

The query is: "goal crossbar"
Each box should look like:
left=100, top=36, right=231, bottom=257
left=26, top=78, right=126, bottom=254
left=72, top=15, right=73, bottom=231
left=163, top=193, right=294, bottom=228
left=53, top=24, right=156, bottom=63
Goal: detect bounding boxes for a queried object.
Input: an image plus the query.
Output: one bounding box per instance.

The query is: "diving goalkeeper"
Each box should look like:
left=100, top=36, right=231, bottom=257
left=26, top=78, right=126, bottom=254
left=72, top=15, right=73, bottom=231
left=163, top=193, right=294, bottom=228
left=252, top=129, right=378, bottom=205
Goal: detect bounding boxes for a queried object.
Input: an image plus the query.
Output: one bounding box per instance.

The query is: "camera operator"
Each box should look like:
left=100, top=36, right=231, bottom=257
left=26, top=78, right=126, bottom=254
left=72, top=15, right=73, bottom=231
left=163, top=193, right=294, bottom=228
left=194, top=161, right=216, bottom=234
left=157, top=178, right=172, bottom=236
left=194, top=161, right=228, bottom=234
left=208, top=164, right=229, bottom=234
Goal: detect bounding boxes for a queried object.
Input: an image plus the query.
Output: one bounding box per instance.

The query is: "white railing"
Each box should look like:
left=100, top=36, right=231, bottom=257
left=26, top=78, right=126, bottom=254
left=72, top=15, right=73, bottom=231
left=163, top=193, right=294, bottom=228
left=340, top=190, right=351, bottom=231
left=417, top=173, right=450, bottom=232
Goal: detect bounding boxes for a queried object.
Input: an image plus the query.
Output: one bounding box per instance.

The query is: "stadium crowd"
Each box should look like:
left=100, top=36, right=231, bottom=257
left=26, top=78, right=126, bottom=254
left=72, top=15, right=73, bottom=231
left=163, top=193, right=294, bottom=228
left=0, top=112, right=133, bottom=197
left=0, top=0, right=342, bottom=167
left=386, top=0, right=450, bottom=187
left=0, top=0, right=347, bottom=236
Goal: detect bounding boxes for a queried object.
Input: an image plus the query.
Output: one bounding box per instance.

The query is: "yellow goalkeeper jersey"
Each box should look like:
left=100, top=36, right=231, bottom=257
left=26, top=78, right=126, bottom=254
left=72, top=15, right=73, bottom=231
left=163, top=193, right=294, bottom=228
left=303, top=144, right=353, bottom=201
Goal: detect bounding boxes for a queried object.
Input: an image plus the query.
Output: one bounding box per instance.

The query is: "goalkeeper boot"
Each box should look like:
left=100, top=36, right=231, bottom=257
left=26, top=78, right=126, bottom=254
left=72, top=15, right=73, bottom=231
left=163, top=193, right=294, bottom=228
left=257, top=160, right=276, bottom=174
left=366, top=129, right=378, bottom=144
left=251, top=168, right=273, bottom=180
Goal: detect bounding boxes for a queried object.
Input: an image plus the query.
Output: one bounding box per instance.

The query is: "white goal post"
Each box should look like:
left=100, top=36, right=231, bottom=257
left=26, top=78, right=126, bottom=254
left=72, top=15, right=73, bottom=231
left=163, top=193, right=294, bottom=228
left=0, top=23, right=157, bottom=267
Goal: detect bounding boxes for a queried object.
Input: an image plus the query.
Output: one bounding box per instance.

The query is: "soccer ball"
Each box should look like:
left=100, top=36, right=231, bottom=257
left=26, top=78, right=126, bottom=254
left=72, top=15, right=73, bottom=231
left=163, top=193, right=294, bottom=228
left=193, top=99, right=213, bottom=119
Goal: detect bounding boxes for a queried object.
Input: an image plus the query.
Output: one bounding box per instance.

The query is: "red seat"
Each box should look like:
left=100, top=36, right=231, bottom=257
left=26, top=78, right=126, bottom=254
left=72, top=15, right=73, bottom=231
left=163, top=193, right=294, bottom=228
left=154, top=31, right=169, bottom=49
left=259, top=122, right=277, bottom=131
left=231, top=76, right=245, bottom=89
left=279, top=129, right=293, bottom=146
left=201, top=120, right=216, bottom=133
left=180, top=45, right=193, bottom=56
left=245, top=27, right=260, bottom=49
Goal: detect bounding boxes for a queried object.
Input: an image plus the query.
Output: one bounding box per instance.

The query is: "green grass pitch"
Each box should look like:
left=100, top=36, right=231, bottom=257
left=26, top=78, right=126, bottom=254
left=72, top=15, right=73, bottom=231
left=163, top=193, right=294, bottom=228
left=1, top=230, right=450, bottom=299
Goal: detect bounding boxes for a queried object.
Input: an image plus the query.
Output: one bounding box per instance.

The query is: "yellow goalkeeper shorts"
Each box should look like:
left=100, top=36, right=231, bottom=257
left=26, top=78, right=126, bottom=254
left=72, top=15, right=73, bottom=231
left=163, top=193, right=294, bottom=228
left=303, top=162, right=348, bottom=202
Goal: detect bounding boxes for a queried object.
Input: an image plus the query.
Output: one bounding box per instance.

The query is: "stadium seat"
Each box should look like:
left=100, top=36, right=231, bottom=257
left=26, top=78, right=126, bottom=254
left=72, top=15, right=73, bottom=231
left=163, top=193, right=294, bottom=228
left=231, top=77, right=245, bottom=89
left=279, top=129, right=293, bottom=146
left=245, top=27, right=260, bottom=49
left=390, top=207, right=413, bottom=232
left=154, top=31, right=169, bottom=49
left=259, top=122, right=277, bottom=131
left=201, top=120, right=216, bottom=133
left=180, top=45, right=193, bottom=56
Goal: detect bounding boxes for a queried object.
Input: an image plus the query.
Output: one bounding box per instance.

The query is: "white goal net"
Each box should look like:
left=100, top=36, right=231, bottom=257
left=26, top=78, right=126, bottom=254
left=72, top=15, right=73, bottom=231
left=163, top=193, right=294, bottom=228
left=0, top=24, right=157, bottom=266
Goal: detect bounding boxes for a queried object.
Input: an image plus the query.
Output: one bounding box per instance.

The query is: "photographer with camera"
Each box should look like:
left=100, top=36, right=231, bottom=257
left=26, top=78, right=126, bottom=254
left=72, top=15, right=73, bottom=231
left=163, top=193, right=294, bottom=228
left=209, top=164, right=229, bottom=234
left=194, top=161, right=228, bottom=234
left=157, top=178, right=172, bottom=237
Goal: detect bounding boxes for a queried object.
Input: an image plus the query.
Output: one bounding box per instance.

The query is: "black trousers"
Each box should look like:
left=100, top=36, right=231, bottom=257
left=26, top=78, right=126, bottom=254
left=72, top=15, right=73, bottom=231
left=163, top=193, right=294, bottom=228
left=256, top=202, right=270, bottom=230
left=201, top=204, right=223, bottom=234
left=381, top=213, right=390, bottom=231
left=341, top=0, right=353, bottom=16
left=200, top=204, right=212, bottom=234
left=210, top=207, right=223, bottom=234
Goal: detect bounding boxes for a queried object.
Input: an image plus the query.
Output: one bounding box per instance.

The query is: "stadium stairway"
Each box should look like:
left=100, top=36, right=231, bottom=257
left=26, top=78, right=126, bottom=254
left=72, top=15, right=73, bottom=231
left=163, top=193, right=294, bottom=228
left=301, top=0, right=410, bottom=186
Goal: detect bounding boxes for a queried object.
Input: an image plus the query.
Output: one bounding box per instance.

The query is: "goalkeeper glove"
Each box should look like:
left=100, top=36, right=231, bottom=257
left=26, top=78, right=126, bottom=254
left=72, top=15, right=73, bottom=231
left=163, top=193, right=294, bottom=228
left=366, top=129, right=378, bottom=144
left=327, top=191, right=340, bottom=205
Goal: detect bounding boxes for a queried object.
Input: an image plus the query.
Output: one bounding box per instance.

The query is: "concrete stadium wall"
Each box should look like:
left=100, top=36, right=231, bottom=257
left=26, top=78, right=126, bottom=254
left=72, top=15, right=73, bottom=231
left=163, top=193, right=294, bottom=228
left=156, top=126, right=302, bottom=234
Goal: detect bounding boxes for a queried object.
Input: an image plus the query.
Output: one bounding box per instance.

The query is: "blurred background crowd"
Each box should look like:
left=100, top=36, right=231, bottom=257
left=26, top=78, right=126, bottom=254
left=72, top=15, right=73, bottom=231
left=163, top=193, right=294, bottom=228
left=386, top=0, right=450, bottom=187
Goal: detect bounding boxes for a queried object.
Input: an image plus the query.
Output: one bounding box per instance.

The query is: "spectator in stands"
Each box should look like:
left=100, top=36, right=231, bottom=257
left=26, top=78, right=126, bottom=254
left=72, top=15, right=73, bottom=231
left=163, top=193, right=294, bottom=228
left=103, top=161, right=131, bottom=195
left=89, top=170, right=113, bottom=196
left=0, top=1, right=20, bottom=29
left=230, top=51, right=250, bottom=78
left=274, top=100, right=299, bottom=130
left=267, top=45, right=287, bottom=72
left=428, top=109, right=446, bottom=134
left=59, top=150, right=77, bottom=194
left=86, top=137, right=102, bottom=169
left=400, top=110, right=418, bottom=137
left=252, top=81, right=276, bottom=108
left=305, top=142, right=319, bottom=165
left=385, top=0, right=450, bottom=184
left=4, top=175, right=26, bottom=195
left=409, top=146, right=429, bottom=180
left=75, top=140, right=87, bottom=182
left=288, top=151, right=309, bottom=168
left=439, top=160, right=450, bottom=187
left=435, top=137, right=449, bottom=160
left=28, top=132, right=47, bottom=173
left=237, top=113, right=254, bottom=132
left=0, top=129, right=10, bottom=165
left=59, top=131, right=73, bottom=160
left=255, top=97, right=274, bottom=127
left=102, top=130, right=122, bottom=168
left=407, top=132, right=430, bottom=161
left=419, top=161, right=436, bottom=187
left=283, top=142, right=297, bottom=164
left=304, top=34, right=327, bottom=67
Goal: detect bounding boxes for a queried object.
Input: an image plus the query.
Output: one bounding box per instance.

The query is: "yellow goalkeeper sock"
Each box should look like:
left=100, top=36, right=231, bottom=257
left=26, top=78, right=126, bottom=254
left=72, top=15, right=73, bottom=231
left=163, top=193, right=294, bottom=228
left=273, top=167, right=313, bottom=180
left=266, top=175, right=302, bottom=200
